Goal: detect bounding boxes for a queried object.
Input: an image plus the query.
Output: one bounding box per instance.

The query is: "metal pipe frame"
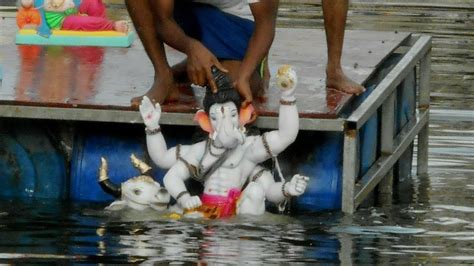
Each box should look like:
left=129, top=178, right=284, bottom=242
left=345, top=35, right=432, bottom=130
left=342, top=129, right=358, bottom=214
left=417, top=50, right=431, bottom=175
left=377, top=90, right=396, bottom=206
left=341, top=34, right=432, bottom=214
left=0, top=31, right=431, bottom=215
left=0, top=104, right=346, bottom=131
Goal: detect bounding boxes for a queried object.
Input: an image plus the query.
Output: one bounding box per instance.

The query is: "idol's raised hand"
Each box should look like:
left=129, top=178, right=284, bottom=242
left=139, top=96, right=161, bottom=131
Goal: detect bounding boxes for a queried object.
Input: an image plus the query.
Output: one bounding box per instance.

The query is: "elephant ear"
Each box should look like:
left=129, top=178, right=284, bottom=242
left=239, top=104, right=255, bottom=126
left=194, top=110, right=213, bottom=134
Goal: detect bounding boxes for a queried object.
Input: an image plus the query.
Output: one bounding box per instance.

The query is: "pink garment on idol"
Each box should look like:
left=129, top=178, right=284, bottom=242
left=200, top=188, right=241, bottom=218
left=62, top=0, right=114, bottom=31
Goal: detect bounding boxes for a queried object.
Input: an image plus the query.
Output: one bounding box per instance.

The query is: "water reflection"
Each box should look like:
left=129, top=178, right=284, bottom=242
left=15, top=45, right=105, bottom=103
left=0, top=199, right=343, bottom=263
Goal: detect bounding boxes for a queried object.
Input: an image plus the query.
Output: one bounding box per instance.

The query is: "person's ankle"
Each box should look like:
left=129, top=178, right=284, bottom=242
left=154, top=67, right=173, bottom=81
left=326, top=60, right=343, bottom=72
left=326, top=67, right=344, bottom=79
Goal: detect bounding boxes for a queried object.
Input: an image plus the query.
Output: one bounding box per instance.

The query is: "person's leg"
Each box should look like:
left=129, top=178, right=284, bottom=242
left=125, top=0, right=179, bottom=106
left=322, top=0, right=365, bottom=95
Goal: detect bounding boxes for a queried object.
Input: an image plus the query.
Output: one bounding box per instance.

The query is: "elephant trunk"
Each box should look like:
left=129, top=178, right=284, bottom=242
left=216, top=119, right=245, bottom=148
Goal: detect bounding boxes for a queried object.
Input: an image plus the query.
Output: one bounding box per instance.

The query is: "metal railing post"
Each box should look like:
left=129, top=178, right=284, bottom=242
left=417, top=49, right=431, bottom=175
left=342, top=129, right=358, bottom=214
left=378, top=91, right=396, bottom=206
left=341, top=35, right=431, bottom=213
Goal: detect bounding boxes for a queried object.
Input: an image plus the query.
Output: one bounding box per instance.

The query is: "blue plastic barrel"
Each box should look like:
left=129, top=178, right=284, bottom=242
left=70, top=123, right=194, bottom=202
left=0, top=120, right=67, bottom=199
left=293, top=131, right=344, bottom=211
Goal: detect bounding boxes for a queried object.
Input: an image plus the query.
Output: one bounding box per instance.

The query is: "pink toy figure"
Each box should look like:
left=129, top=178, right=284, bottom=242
left=43, top=0, right=128, bottom=32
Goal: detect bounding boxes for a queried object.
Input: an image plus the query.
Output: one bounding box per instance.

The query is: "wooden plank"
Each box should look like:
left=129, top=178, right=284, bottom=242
left=0, top=18, right=409, bottom=124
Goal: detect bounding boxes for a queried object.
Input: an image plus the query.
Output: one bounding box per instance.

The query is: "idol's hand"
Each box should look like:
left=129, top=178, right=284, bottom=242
left=276, top=65, right=298, bottom=99
left=139, top=96, right=161, bottom=130
left=178, top=193, right=202, bottom=210
left=286, top=174, right=309, bottom=197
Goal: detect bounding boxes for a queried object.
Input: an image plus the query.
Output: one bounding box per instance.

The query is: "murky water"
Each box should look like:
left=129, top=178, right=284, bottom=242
left=1, top=1, right=473, bottom=264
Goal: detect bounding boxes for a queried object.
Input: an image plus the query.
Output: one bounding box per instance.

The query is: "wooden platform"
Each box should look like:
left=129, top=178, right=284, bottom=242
left=0, top=18, right=409, bottom=130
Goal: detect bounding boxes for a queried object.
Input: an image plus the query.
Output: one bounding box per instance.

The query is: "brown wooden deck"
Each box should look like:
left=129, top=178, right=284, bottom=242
left=0, top=17, right=409, bottom=129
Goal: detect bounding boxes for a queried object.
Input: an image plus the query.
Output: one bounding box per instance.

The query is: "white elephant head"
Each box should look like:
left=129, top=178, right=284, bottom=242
left=98, top=155, right=170, bottom=211
left=194, top=67, right=255, bottom=149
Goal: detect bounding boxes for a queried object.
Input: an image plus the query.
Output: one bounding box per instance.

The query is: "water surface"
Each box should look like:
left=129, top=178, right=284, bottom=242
left=1, top=1, right=473, bottom=264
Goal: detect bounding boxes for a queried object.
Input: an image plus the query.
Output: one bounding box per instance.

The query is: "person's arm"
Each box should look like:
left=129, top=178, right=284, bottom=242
left=149, top=0, right=227, bottom=91
left=235, top=0, right=278, bottom=106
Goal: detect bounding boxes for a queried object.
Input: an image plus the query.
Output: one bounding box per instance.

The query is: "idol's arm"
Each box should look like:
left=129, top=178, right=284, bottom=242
left=247, top=66, right=299, bottom=163
left=139, top=96, right=185, bottom=169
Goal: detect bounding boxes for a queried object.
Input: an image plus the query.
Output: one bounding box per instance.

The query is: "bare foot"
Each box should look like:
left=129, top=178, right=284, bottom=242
left=113, top=21, right=129, bottom=33
left=130, top=76, right=179, bottom=108
left=326, top=69, right=366, bottom=95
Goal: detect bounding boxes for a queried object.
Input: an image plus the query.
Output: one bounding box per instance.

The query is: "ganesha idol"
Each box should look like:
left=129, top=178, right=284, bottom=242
left=139, top=65, right=309, bottom=219
left=16, top=0, right=128, bottom=37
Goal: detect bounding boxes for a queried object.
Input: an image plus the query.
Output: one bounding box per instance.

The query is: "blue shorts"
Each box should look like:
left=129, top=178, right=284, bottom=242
left=174, top=2, right=255, bottom=61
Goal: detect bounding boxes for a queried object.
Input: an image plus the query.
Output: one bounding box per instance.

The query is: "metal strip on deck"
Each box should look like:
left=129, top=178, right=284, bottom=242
left=0, top=104, right=347, bottom=131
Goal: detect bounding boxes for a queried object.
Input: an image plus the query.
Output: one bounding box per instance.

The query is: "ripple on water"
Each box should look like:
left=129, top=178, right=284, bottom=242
left=432, top=205, right=474, bottom=213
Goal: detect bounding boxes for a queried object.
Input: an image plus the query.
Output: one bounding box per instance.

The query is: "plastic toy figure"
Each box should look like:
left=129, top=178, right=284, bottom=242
left=16, top=0, right=134, bottom=47
left=139, top=65, right=309, bottom=218
left=17, top=0, right=128, bottom=34
left=42, top=0, right=128, bottom=32
left=16, top=0, right=41, bottom=29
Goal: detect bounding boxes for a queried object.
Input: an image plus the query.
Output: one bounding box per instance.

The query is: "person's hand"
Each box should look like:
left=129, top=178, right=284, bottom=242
left=178, top=193, right=202, bottom=210
left=285, top=174, right=309, bottom=197
left=139, top=96, right=161, bottom=130
left=233, top=75, right=253, bottom=108
left=186, top=41, right=228, bottom=92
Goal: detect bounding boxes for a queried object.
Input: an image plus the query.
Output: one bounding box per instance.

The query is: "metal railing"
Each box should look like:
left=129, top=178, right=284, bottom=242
left=341, top=34, right=432, bottom=214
